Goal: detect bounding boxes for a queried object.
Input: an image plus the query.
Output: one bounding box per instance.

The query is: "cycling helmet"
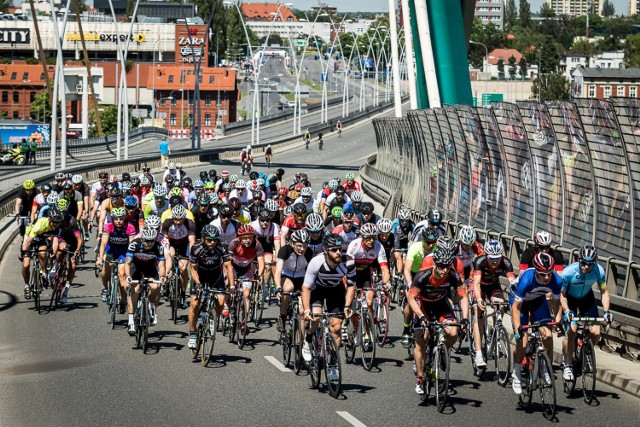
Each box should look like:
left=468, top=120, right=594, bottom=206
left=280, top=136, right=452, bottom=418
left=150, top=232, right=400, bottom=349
left=110, top=188, right=122, bottom=198
left=172, top=204, right=187, bottom=220
left=328, top=180, right=339, bottom=190
left=342, top=211, right=356, bottom=222
left=111, top=207, right=126, bottom=218
left=287, top=190, right=299, bottom=200
left=276, top=168, right=285, bottom=176
left=283, top=206, right=294, bottom=216
left=56, top=198, right=69, bottom=212
left=361, top=202, right=374, bottom=215
left=165, top=175, right=175, bottom=183
left=228, top=197, right=242, bottom=209
left=422, top=227, right=439, bottom=243
left=220, top=170, right=230, bottom=178
left=182, top=177, right=193, bottom=187
left=197, top=194, right=210, bottom=206
left=140, top=176, right=151, bottom=186
left=351, top=191, right=363, bottom=202
left=292, top=203, right=306, bottom=216
left=204, top=181, right=216, bottom=190
left=323, top=234, right=344, bottom=250
left=131, top=177, right=141, bottom=186
left=209, top=169, right=217, bottom=178
left=433, top=248, right=455, bottom=266
left=169, top=187, right=183, bottom=197
left=194, top=179, right=204, bottom=189
left=265, top=199, right=278, bottom=212
left=169, top=195, right=183, bottom=207
left=532, top=252, right=554, bottom=273
left=168, top=162, right=176, bottom=169
left=436, top=236, right=458, bottom=252
left=252, top=190, right=262, bottom=199
left=222, top=183, right=232, bottom=191
left=23, top=179, right=35, bottom=190
left=376, top=218, right=393, bottom=234
left=175, top=162, right=183, bottom=169
left=46, top=193, right=59, bottom=205
left=219, top=204, right=234, bottom=217
left=360, top=223, right=378, bottom=238
left=294, top=183, right=304, bottom=192
left=142, top=166, right=151, bottom=173
left=300, top=187, right=313, bottom=197
left=48, top=208, right=64, bottom=223
left=235, top=179, right=246, bottom=189
left=258, top=209, right=272, bottom=221
left=397, top=209, right=411, bottom=220
left=345, top=172, right=355, bottom=180
left=256, top=178, right=266, bottom=187
left=229, top=174, right=239, bottom=183
left=121, top=181, right=132, bottom=191
left=71, top=174, right=83, bottom=184
left=108, top=174, right=118, bottom=183
left=152, top=185, right=166, bottom=197
left=105, top=183, right=115, bottom=193
left=458, top=225, right=476, bottom=246
left=55, top=172, right=65, bottom=180
left=41, top=183, right=52, bottom=193
left=277, top=187, right=288, bottom=196
left=578, top=245, right=598, bottom=263
left=202, top=224, right=220, bottom=240
left=145, top=215, right=161, bottom=229
left=98, top=171, right=108, bottom=179
left=305, top=213, right=324, bottom=232
left=427, top=209, right=442, bottom=225
left=258, top=172, right=266, bottom=180
left=335, top=185, right=346, bottom=195
left=237, top=224, right=255, bottom=237
left=62, top=181, right=73, bottom=190
left=122, top=172, right=131, bottom=182
left=124, top=196, right=138, bottom=208
left=534, top=230, right=553, bottom=247
left=291, top=229, right=311, bottom=244
left=199, top=171, right=209, bottom=179
left=483, top=239, right=504, bottom=260
left=141, top=226, right=158, bottom=241
left=331, top=206, right=343, bottom=218
left=245, top=180, right=254, bottom=191
left=208, top=193, right=219, bottom=204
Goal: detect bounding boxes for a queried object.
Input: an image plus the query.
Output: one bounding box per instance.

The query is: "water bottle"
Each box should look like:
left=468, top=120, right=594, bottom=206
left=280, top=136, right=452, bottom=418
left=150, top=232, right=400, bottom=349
left=48, top=260, right=58, bottom=281
left=199, top=310, right=207, bottom=329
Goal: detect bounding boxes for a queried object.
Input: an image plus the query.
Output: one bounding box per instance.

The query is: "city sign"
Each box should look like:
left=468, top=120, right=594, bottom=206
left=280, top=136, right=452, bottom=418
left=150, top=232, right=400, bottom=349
left=0, top=29, right=30, bottom=44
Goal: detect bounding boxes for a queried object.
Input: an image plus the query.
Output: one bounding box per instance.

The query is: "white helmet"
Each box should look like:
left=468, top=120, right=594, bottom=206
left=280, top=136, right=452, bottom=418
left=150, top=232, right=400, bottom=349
left=300, top=187, right=313, bottom=197
left=350, top=191, right=363, bottom=202
left=458, top=225, right=476, bottom=246
left=71, top=174, right=83, bottom=184
left=235, top=179, right=246, bottom=189
left=141, top=226, right=158, bottom=241
left=46, top=193, right=59, bottom=205
left=145, top=215, right=161, bottom=229
left=328, top=180, right=339, bottom=190
left=397, top=209, right=411, bottom=220
left=534, top=230, right=553, bottom=247
left=256, top=178, right=265, bottom=187
left=168, top=162, right=176, bottom=169
left=484, top=239, right=504, bottom=259
left=209, top=193, right=219, bottom=204
left=153, top=184, right=166, bottom=197
left=265, top=199, right=278, bottom=212
left=376, top=218, right=393, bottom=234
left=172, top=204, right=187, bottom=219
left=305, top=213, right=324, bottom=232
left=360, top=223, right=378, bottom=237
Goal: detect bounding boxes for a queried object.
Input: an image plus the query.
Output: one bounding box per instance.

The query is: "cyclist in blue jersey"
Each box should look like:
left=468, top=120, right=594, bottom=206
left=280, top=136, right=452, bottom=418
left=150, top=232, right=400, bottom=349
left=559, top=245, right=612, bottom=381
left=510, top=252, right=562, bottom=395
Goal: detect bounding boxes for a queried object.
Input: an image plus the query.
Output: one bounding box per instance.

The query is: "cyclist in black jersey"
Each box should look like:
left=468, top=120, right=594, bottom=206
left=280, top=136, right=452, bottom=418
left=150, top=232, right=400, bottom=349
left=190, top=194, right=216, bottom=239
left=54, top=199, right=83, bottom=304
left=305, top=213, right=325, bottom=255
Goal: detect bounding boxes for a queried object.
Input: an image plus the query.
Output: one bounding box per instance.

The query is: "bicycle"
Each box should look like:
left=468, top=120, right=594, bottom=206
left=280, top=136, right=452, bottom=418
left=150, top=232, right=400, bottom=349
left=469, top=301, right=511, bottom=386
left=309, top=310, right=343, bottom=398
left=130, top=277, right=162, bottom=353
left=104, top=259, right=124, bottom=328
left=227, top=278, right=251, bottom=349
left=93, top=233, right=102, bottom=278
left=371, top=283, right=390, bottom=347
left=562, top=317, right=607, bottom=404
left=167, top=255, right=189, bottom=324
left=48, top=249, right=73, bottom=312
left=26, top=248, right=51, bottom=314
left=518, top=321, right=558, bottom=420
left=342, top=287, right=377, bottom=371
left=248, top=278, right=265, bottom=327
left=416, top=319, right=461, bottom=412
left=278, top=290, right=304, bottom=373
left=241, top=160, right=252, bottom=176
left=191, top=287, right=229, bottom=367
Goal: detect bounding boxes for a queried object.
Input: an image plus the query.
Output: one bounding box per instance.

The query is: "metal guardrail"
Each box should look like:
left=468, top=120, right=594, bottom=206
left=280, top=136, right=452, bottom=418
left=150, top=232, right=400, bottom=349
left=365, top=98, right=640, bottom=359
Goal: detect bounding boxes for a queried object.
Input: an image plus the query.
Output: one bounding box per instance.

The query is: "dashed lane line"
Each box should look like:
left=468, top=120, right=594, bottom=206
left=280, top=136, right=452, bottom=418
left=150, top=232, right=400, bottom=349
left=264, top=355, right=292, bottom=372
left=336, top=411, right=367, bottom=427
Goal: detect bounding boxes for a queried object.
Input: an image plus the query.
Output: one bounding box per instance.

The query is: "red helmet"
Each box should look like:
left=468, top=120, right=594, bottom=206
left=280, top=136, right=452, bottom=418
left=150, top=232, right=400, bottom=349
left=294, top=183, right=304, bottom=192
left=277, top=187, right=288, bottom=196
left=108, top=174, right=118, bottom=183
left=532, top=252, right=554, bottom=273
left=220, top=170, right=230, bottom=177
left=237, top=224, right=255, bottom=237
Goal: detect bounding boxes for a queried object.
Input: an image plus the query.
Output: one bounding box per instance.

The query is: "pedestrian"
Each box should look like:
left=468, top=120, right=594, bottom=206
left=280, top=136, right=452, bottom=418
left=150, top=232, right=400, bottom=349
left=159, top=136, right=170, bottom=168
left=20, top=138, right=29, bottom=166
left=29, top=138, right=38, bottom=165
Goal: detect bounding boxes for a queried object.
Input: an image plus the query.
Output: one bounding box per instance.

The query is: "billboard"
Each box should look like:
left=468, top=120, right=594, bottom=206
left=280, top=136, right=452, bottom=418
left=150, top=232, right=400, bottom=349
left=0, top=123, right=50, bottom=147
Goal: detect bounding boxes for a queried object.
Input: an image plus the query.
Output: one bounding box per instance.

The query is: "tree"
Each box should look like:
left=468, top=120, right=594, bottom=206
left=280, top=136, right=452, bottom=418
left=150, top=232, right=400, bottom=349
left=531, top=74, right=570, bottom=101
left=624, top=33, right=640, bottom=67
left=519, top=0, right=532, bottom=28
left=504, top=0, right=517, bottom=30
left=30, top=92, right=53, bottom=123
left=602, top=0, right=615, bottom=17
left=518, top=56, right=528, bottom=78
left=508, top=55, right=517, bottom=79
left=497, top=58, right=505, bottom=79
left=539, top=3, right=555, bottom=18
left=0, top=0, right=11, bottom=14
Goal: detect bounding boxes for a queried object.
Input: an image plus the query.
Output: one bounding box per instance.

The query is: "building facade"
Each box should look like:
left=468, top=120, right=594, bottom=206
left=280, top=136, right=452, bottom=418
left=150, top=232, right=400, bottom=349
left=547, top=0, right=604, bottom=16
left=571, top=67, right=640, bottom=99
left=632, top=0, right=640, bottom=15
left=474, top=0, right=504, bottom=29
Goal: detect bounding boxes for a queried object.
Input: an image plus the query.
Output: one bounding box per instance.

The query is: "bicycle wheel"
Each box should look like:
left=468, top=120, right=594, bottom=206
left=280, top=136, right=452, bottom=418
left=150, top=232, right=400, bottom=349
left=538, top=352, right=556, bottom=420
left=452, top=305, right=465, bottom=354
left=360, top=313, right=377, bottom=371
left=518, top=360, right=534, bottom=409
left=171, top=278, right=180, bottom=324
left=495, top=326, right=511, bottom=387
left=324, top=333, right=342, bottom=398
left=48, top=275, right=62, bottom=312
left=237, top=302, right=248, bottom=349
left=281, top=319, right=292, bottom=367
left=292, top=317, right=303, bottom=374
left=309, top=337, right=321, bottom=389
left=253, top=286, right=264, bottom=326
left=226, top=312, right=235, bottom=343
left=109, top=277, right=118, bottom=328
left=202, top=314, right=217, bottom=367
left=343, top=319, right=356, bottom=364
left=141, top=302, right=150, bottom=353
left=375, top=296, right=389, bottom=347
left=32, top=270, right=42, bottom=314
left=581, top=340, right=597, bottom=405
left=434, top=343, right=450, bottom=412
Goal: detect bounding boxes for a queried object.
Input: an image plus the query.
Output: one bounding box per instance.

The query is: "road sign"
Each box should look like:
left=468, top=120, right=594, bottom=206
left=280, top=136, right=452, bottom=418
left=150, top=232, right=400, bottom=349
left=481, top=93, right=503, bottom=106
left=321, top=72, right=328, bottom=82
left=132, top=108, right=148, bottom=118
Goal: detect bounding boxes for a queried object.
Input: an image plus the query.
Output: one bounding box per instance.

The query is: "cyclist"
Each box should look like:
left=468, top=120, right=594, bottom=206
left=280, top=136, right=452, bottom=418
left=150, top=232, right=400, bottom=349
left=325, top=206, right=343, bottom=233
left=519, top=230, right=564, bottom=273
left=160, top=193, right=194, bottom=223
left=412, top=208, right=446, bottom=241
left=15, top=179, right=39, bottom=237
left=305, top=213, right=325, bottom=255
left=341, top=172, right=361, bottom=196
left=317, top=131, right=324, bottom=149
left=251, top=209, right=281, bottom=292
left=294, top=187, right=315, bottom=213
left=265, top=168, right=285, bottom=198
left=125, top=227, right=171, bottom=335
left=52, top=199, right=83, bottom=304
left=51, top=172, right=66, bottom=193
left=230, top=180, right=250, bottom=206
left=123, top=195, right=144, bottom=232
left=20, top=208, right=64, bottom=299
left=392, top=209, right=415, bottom=283
left=317, top=179, right=338, bottom=216
left=510, top=252, right=562, bottom=395
left=343, top=190, right=363, bottom=216
left=456, top=225, right=484, bottom=282
left=188, top=179, right=205, bottom=208
left=409, top=248, right=469, bottom=394
left=71, top=175, right=91, bottom=240
left=229, top=197, right=252, bottom=225
left=211, top=204, right=239, bottom=247
left=138, top=166, right=156, bottom=186
left=191, top=194, right=216, bottom=239
left=301, top=233, right=357, bottom=378
left=559, top=245, right=613, bottom=382
left=30, top=183, right=51, bottom=223
left=275, top=229, right=314, bottom=331
left=214, top=170, right=230, bottom=193
left=280, top=202, right=307, bottom=246
left=240, top=148, right=253, bottom=175
left=265, top=144, right=273, bottom=167
left=336, top=120, right=342, bottom=137
left=97, top=187, right=124, bottom=234
left=97, top=207, right=137, bottom=307
left=161, top=204, right=196, bottom=309
left=376, top=218, right=396, bottom=262
left=470, top=239, right=516, bottom=368
left=162, top=163, right=180, bottom=184
left=143, top=185, right=169, bottom=219
left=247, top=191, right=265, bottom=221
left=323, top=185, right=350, bottom=219
left=187, top=224, right=235, bottom=349
left=228, top=224, right=265, bottom=332
left=357, top=202, right=380, bottom=226
left=331, top=210, right=358, bottom=250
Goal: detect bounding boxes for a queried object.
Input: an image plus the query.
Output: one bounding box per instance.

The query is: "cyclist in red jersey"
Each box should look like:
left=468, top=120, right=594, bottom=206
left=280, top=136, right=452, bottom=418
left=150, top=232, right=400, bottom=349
left=280, top=202, right=307, bottom=246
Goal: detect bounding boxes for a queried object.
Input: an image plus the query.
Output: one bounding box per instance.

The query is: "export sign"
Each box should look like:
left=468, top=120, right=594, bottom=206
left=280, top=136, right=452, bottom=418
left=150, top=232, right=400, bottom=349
left=0, top=124, right=49, bottom=146
left=65, top=32, right=146, bottom=43
left=0, top=29, right=30, bottom=44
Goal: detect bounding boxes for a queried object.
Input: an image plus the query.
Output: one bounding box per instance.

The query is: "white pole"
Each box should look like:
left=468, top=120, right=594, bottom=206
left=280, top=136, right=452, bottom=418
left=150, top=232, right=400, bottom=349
left=401, top=0, right=417, bottom=109
left=81, top=74, right=88, bottom=138
left=388, top=0, right=402, bottom=117
left=414, top=0, right=440, bottom=108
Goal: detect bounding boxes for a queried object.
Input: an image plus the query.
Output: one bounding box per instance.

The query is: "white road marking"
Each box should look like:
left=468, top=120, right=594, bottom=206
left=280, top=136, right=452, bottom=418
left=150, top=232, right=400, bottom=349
left=336, top=411, right=367, bottom=427
left=264, top=356, right=292, bottom=372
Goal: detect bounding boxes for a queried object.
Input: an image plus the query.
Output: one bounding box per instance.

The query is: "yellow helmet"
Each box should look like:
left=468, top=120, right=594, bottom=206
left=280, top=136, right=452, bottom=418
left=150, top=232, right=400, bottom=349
left=23, top=179, right=35, bottom=190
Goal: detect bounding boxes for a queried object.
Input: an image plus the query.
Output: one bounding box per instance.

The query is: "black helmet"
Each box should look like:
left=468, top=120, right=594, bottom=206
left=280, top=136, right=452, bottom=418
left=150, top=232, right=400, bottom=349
left=122, top=172, right=131, bottom=182
left=427, top=209, right=442, bottom=225
left=199, top=171, right=209, bottom=179
left=578, top=245, right=598, bottom=263
left=165, top=175, right=174, bottom=182
left=219, top=204, right=234, bottom=217
left=258, top=209, right=271, bottom=221
left=252, top=190, right=262, bottom=199
left=169, top=195, right=183, bottom=207
left=182, top=177, right=193, bottom=187
left=110, top=188, right=122, bottom=198
left=361, top=202, right=374, bottom=215
left=249, top=171, right=259, bottom=180
left=98, top=171, right=109, bottom=179
left=41, top=183, right=52, bottom=192
left=335, top=185, right=345, bottom=195
left=323, top=234, right=344, bottom=250
left=228, top=197, right=242, bottom=209
left=433, top=248, right=454, bottom=266
left=49, top=208, right=64, bottom=223
left=208, top=169, right=217, bottom=178
left=293, top=202, right=306, bottom=216
left=142, top=166, right=151, bottom=172
left=422, top=227, right=439, bottom=243
left=62, top=181, right=73, bottom=190
left=131, top=177, right=141, bottom=186
left=276, top=168, right=285, bottom=176
left=197, top=194, right=210, bottom=206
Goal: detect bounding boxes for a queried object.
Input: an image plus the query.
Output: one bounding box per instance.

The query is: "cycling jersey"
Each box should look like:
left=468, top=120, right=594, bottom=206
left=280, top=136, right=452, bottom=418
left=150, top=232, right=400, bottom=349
left=420, top=253, right=465, bottom=280
left=229, top=189, right=250, bottom=206
left=103, top=221, right=137, bottom=250
left=125, top=211, right=144, bottom=233
left=247, top=201, right=265, bottom=221
left=277, top=245, right=313, bottom=278
left=232, top=209, right=252, bottom=225
left=159, top=205, right=194, bottom=223
left=190, top=206, right=217, bottom=239
left=303, top=253, right=356, bottom=290
left=457, top=242, right=484, bottom=269
left=561, top=262, right=606, bottom=299
left=160, top=217, right=196, bottom=243
left=281, top=214, right=305, bottom=235
left=325, top=193, right=351, bottom=209
left=472, top=255, right=516, bottom=285
left=74, top=182, right=90, bottom=198
left=24, top=217, right=57, bottom=240
left=126, top=238, right=165, bottom=272
left=143, top=199, right=170, bottom=218
left=32, top=193, right=48, bottom=214
left=519, top=247, right=564, bottom=272
left=227, top=238, right=264, bottom=277
left=340, top=180, right=361, bottom=195
left=511, top=268, right=561, bottom=303
left=58, top=190, right=83, bottom=218
left=293, top=196, right=315, bottom=213
left=91, top=181, right=107, bottom=200
left=250, top=219, right=281, bottom=253
left=393, top=220, right=414, bottom=251
left=211, top=218, right=239, bottom=247
left=410, top=267, right=465, bottom=303
left=331, top=224, right=358, bottom=250
left=378, top=235, right=395, bottom=260
left=356, top=213, right=381, bottom=226
left=406, top=241, right=432, bottom=273
left=162, top=169, right=180, bottom=182
left=347, top=238, right=388, bottom=271
left=190, top=241, right=229, bottom=273
left=308, top=231, right=325, bottom=255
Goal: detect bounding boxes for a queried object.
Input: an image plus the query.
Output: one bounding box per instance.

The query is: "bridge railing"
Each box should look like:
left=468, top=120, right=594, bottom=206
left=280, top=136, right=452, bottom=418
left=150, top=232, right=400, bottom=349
left=362, top=98, right=640, bottom=359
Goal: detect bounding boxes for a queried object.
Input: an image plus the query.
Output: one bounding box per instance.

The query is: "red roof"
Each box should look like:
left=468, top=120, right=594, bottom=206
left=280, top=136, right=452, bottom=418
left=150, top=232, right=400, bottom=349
left=488, top=48, right=523, bottom=65
left=241, top=2, right=297, bottom=22
left=150, top=66, right=237, bottom=91
left=0, top=64, right=53, bottom=87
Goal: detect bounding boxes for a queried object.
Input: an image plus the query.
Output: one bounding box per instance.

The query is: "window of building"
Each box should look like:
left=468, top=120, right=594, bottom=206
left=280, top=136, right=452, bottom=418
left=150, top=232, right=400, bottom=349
left=171, top=97, right=177, bottom=106
left=13, top=92, right=19, bottom=102
left=209, top=75, right=214, bottom=84
left=10, top=72, right=16, bottom=80
left=12, top=111, right=19, bottom=118
left=617, top=85, right=625, bottom=97
left=40, top=73, right=45, bottom=81
left=188, top=113, right=193, bottom=125
left=205, top=96, right=211, bottom=106
left=22, top=72, right=29, bottom=81
left=631, top=86, right=637, bottom=98
left=160, top=97, right=166, bottom=106
left=588, top=85, right=595, bottom=98
left=30, top=91, right=36, bottom=102
left=168, top=75, right=174, bottom=83
left=188, top=95, right=193, bottom=106
left=198, top=75, right=202, bottom=84
left=170, top=113, right=176, bottom=125
left=603, top=86, right=611, bottom=98
left=1, top=91, right=7, bottom=103
left=205, top=114, right=211, bottom=126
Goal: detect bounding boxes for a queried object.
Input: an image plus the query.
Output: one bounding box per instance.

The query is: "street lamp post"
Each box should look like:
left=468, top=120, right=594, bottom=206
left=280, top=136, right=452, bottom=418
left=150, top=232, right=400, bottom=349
left=156, top=96, right=173, bottom=128
left=469, top=40, right=489, bottom=102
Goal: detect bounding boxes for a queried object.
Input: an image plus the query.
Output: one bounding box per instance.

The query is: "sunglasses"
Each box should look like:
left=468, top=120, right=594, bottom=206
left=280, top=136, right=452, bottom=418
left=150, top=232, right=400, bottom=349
left=220, top=214, right=232, bottom=219
left=327, top=247, right=342, bottom=252
left=259, top=219, right=270, bottom=223
left=435, top=263, right=449, bottom=269
left=538, top=245, right=551, bottom=250
left=536, top=271, right=553, bottom=278
left=580, top=261, right=595, bottom=267
left=204, top=238, right=218, bottom=243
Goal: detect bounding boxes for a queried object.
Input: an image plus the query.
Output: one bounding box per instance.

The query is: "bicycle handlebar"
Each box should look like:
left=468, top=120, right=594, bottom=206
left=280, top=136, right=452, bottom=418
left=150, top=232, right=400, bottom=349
left=520, top=321, right=559, bottom=331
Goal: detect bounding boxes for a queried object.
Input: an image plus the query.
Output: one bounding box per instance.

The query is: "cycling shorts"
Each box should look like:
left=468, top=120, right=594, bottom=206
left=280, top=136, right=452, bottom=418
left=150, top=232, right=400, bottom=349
left=509, top=294, right=552, bottom=328
left=413, top=299, right=456, bottom=329
left=171, top=242, right=190, bottom=258
left=311, top=286, right=345, bottom=315
left=190, top=271, right=226, bottom=295
left=476, top=282, right=504, bottom=300
left=566, top=291, right=599, bottom=318
left=355, top=268, right=372, bottom=291
left=104, top=251, right=127, bottom=264
left=130, top=263, right=159, bottom=281
left=58, top=237, right=78, bottom=253
left=281, top=275, right=304, bottom=291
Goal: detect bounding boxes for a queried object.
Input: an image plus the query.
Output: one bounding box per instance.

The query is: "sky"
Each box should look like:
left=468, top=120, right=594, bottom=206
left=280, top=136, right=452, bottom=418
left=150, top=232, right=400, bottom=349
left=291, top=1, right=632, bottom=15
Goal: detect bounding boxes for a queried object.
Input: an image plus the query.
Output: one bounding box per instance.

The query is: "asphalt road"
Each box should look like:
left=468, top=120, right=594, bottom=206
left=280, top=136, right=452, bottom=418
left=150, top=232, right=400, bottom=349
left=1, top=117, right=638, bottom=426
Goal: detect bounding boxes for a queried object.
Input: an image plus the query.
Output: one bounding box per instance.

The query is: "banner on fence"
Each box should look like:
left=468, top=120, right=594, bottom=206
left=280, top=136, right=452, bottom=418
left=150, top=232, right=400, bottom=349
left=0, top=123, right=50, bottom=147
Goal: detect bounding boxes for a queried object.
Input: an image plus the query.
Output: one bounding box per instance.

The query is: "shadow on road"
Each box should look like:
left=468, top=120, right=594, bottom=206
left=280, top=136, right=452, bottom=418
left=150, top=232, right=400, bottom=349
left=0, top=290, right=17, bottom=312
